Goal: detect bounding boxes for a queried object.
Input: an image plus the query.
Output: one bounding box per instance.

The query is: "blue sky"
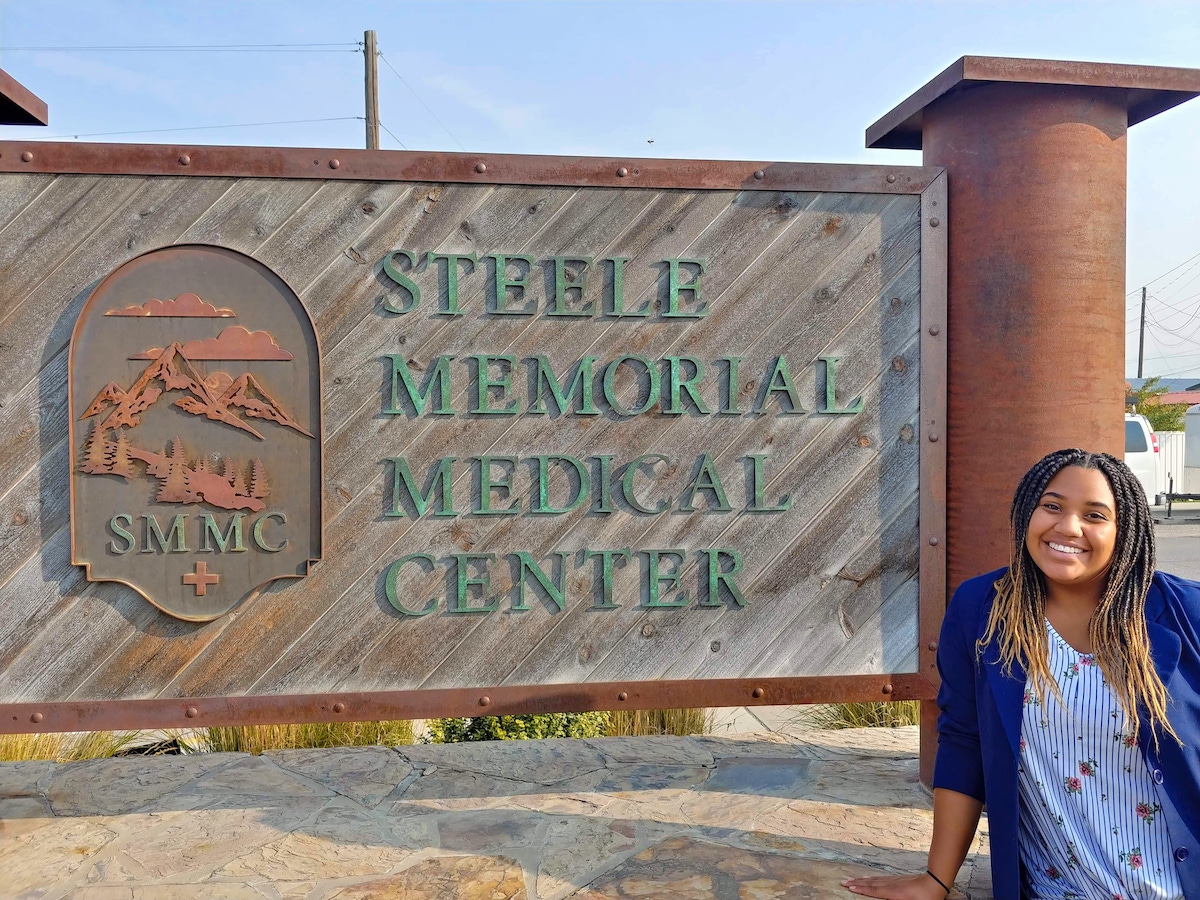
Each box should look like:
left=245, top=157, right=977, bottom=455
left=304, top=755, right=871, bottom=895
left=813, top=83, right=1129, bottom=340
left=0, top=0, right=1196, bottom=377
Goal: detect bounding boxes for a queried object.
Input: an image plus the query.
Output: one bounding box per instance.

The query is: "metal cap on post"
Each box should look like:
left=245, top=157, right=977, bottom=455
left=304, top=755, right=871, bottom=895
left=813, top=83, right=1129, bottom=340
left=867, top=56, right=1200, bottom=785
left=0, top=67, right=48, bottom=125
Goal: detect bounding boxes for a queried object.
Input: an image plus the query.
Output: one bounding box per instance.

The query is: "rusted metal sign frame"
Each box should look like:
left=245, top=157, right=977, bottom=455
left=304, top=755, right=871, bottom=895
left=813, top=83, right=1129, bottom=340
left=0, top=143, right=947, bottom=735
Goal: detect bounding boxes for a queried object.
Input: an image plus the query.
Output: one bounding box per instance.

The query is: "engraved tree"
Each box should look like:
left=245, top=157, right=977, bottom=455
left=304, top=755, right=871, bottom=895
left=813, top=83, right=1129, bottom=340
left=159, top=437, right=189, bottom=503
left=82, top=422, right=119, bottom=480
left=110, top=430, right=135, bottom=479
left=79, top=422, right=105, bottom=475
left=250, top=458, right=269, bottom=501
left=223, top=457, right=249, bottom=498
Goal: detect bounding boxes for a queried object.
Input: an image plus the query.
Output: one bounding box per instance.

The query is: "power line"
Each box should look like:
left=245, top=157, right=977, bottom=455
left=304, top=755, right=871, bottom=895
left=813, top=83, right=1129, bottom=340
left=1146, top=299, right=1200, bottom=337
left=378, top=119, right=408, bottom=151
left=1151, top=365, right=1200, bottom=378
left=1146, top=291, right=1200, bottom=318
left=1145, top=348, right=1200, bottom=363
left=41, top=116, right=363, bottom=140
left=1134, top=251, right=1200, bottom=295
left=0, top=43, right=360, bottom=53
left=1156, top=267, right=1200, bottom=306
left=377, top=50, right=466, bottom=151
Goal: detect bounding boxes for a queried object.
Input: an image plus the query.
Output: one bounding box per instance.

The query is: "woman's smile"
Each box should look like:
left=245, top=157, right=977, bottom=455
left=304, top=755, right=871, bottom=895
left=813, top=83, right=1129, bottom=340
left=1046, top=540, right=1086, bottom=556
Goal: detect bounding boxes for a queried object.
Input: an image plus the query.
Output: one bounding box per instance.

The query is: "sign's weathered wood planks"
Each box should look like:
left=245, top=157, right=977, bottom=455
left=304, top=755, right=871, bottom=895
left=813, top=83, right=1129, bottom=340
left=0, top=149, right=946, bottom=731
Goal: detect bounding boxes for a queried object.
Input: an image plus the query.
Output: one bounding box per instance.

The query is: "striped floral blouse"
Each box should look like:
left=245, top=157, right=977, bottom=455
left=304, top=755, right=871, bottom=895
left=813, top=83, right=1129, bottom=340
left=1017, top=619, right=1182, bottom=900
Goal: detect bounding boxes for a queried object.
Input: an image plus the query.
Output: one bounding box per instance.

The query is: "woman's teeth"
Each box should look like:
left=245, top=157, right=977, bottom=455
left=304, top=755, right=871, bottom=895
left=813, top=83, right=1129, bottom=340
left=1048, top=542, right=1083, bottom=554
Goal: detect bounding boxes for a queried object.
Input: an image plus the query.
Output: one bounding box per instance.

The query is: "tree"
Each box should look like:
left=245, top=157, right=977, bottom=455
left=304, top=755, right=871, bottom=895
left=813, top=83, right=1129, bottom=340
left=224, top=457, right=249, bottom=497
left=1128, top=377, right=1189, bottom=432
left=81, top=421, right=111, bottom=474
left=110, top=431, right=135, bottom=479
left=250, top=458, right=269, bottom=500
left=159, top=438, right=189, bottom=502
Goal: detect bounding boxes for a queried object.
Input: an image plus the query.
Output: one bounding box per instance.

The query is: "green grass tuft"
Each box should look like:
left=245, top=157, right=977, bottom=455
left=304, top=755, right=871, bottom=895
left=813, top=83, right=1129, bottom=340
left=0, top=730, right=145, bottom=762
left=201, top=720, right=415, bottom=754
left=804, top=701, right=920, bottom=729
left=606, top=708, right=710, bottom=737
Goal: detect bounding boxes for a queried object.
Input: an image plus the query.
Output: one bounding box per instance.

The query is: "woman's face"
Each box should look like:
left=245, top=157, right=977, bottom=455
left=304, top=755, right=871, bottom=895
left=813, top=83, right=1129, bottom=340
left=1025, top=465, right=1118, bottom=594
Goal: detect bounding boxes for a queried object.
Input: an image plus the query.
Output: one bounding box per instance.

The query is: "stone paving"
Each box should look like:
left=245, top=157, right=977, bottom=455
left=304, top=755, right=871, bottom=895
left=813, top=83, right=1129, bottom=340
left=0, top=726, right=991, bottom=899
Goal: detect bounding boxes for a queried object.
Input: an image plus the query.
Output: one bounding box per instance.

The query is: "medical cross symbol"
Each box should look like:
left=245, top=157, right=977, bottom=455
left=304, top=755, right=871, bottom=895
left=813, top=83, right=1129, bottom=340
left=182, top=561, right=220, bottom=596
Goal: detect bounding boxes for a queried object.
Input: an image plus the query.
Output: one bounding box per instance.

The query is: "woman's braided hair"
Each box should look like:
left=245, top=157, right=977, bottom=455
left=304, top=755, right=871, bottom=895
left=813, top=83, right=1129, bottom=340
left=980, top=448, right=1176, bottom=745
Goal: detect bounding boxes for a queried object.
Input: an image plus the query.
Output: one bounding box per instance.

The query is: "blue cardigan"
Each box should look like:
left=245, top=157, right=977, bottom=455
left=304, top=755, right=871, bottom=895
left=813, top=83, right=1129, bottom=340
left=934, top=569, right=1200, bottom=900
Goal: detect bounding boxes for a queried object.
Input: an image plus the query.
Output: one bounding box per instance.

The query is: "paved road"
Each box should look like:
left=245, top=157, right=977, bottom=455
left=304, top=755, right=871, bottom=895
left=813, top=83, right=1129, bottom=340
left=1156, top=522, right=1200, bottom=580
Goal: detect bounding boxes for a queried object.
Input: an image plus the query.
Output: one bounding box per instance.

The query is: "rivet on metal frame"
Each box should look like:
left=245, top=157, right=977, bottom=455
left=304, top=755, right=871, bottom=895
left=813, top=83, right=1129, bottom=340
left=19, top=151, right=32, bottom=163
left=30, top=712, right=43, bottom=723
left=185, top=707, right=199, bottom=718
left=618, top=692, right=628, bottom=701
left=929, top=217, right=940, bottom=227
left=752, top=687, right=765, bottom=699
left=882, top=684, right=894, bottom=695
left=474, top=162, right=487, bottom=174
left=178, top=154, right=191, bottom=166
left=329, top=159, right=341, bottom=169
left=332, top=702, right=346, bottom=713
left=886, top=173, right=897, bottom=184
left=928, top=642, right=939, bottom=652
left=616, top=167, right=628, bottom=177
left=753, top=170, right=765, bottom=180
left=928, top=325, right=941, bottom=336
left=928, top=433, right=939, bottom=442
left=478, top=696, right=491, bottom=707
left=929, top=536, right=940, bottom=546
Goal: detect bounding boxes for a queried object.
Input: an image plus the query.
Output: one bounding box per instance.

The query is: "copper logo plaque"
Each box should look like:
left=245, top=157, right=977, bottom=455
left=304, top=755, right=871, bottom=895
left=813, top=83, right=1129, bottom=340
left=69, top=245, right=322, bottom=621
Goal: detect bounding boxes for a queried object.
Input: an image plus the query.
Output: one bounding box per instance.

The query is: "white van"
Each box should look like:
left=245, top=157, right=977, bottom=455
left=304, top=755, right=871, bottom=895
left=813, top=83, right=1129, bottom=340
left=1125, top=413, right=1159, bottom=503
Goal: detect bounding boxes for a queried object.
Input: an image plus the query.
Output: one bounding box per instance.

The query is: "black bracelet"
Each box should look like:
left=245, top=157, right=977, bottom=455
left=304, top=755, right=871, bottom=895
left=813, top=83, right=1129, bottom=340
left=925, top=869, right=951, bottom=895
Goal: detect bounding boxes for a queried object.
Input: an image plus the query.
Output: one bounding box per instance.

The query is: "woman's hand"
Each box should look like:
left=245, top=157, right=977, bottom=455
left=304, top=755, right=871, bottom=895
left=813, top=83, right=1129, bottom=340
left=841, top=872, right=950, bottom=899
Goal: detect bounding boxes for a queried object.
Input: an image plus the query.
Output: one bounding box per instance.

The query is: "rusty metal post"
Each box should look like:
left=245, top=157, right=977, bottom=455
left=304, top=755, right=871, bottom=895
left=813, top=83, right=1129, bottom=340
left=868, top=56, right=1200, bottom=787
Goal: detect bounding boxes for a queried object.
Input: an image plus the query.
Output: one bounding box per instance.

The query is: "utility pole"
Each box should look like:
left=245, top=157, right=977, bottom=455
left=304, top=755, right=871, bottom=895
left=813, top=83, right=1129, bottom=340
left=1137, top=285, right=1147, bottom=378
left=364, top=30, right=380, bottom=150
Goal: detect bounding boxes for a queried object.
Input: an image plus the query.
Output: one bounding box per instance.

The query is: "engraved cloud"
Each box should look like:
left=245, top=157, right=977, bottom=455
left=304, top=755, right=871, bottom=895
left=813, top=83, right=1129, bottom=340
left=131, top=326, right=294, bottom=361
left=106, top=293, right=236, bottom=318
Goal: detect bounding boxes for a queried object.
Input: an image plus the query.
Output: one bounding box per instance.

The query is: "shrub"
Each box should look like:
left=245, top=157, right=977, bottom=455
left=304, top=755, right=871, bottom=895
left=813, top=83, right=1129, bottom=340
left=425, top=707, right=711, bottom=742
left=425, top=712, right=610, bottom=743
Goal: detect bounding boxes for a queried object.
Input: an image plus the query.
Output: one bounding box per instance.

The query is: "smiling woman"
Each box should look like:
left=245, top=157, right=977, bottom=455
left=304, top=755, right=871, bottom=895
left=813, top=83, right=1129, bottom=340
left=844, top=449, right=1200, bottom=900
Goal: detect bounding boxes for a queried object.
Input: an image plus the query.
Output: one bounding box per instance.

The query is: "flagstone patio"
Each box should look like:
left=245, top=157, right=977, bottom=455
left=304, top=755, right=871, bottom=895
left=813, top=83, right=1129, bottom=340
left=0, top=725, right=990, bottom=899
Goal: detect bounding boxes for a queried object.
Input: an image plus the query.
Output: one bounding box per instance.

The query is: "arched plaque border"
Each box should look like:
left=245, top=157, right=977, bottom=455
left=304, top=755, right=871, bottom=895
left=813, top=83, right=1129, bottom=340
left=67, top=243, right=324, bottom=622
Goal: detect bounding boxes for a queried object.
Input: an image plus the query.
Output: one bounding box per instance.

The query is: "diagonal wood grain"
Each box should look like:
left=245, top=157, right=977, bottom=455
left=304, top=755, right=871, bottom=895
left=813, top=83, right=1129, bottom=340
left=0, top=172, right=930, bottom=704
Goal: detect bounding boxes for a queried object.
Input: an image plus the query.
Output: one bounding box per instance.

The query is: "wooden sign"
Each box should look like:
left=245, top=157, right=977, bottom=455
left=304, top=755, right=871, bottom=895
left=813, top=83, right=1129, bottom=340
left=0, top=146, right=946, bottom=732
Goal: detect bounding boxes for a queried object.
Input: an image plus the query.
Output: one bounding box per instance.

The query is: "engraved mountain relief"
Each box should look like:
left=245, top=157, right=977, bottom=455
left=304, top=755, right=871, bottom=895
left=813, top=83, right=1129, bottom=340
left=69, top=245, right=322, bottom=622
left=77, top=341, right=312, bottom=514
